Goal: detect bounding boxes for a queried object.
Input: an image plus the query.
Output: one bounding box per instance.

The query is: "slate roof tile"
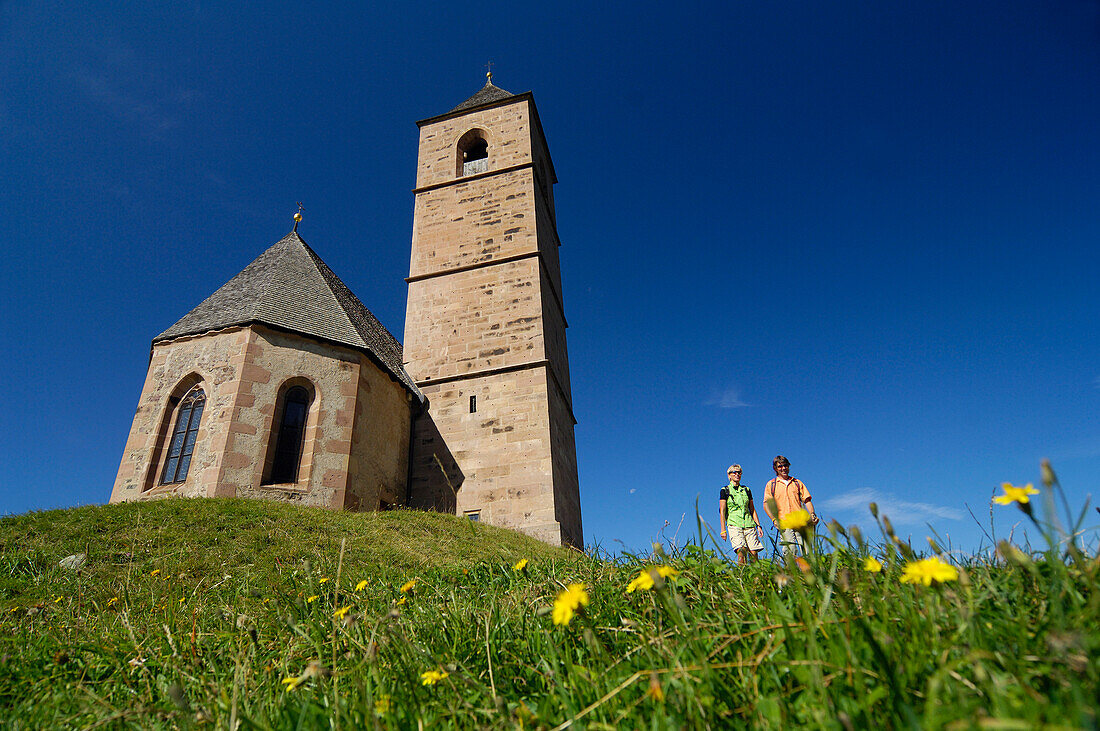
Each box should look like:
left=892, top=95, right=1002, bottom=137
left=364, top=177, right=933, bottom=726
left=449, top=80, right=517, bottom=113
left=155, top=231, right=423, bottom=402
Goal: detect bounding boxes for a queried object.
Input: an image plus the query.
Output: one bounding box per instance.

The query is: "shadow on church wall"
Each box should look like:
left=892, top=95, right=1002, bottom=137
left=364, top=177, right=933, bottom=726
left=407, top=412, right=464, bottom=514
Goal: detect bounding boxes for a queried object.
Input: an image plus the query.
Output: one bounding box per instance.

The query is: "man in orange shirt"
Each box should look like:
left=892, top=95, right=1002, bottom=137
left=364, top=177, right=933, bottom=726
left=763, top=455, right=818, bottom=555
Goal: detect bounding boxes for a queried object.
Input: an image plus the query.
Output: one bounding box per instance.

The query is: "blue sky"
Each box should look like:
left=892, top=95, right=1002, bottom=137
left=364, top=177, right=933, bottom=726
left=3, top=1, right=1098, bottom=556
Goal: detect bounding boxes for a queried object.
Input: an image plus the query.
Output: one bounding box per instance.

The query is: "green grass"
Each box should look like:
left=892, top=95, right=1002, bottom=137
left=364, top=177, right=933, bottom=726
left=1, top=483, right=1097, bottom=729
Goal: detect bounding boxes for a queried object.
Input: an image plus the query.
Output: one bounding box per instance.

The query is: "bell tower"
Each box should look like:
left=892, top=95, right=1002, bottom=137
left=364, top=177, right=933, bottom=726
left=403, top=76, right=582, bottom=548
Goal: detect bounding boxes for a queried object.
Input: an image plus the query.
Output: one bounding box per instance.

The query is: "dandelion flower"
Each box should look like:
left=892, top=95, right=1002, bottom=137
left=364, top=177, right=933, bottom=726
left=395, top=596, right=407, bottom=606
left=333, top=606, right=351, bottom=620
left=306, top=595, right=319, bottom=604
left=281, top=676, right=302, bottom=692
left=779, top=509, right=811, bottom=531
left=150, top=569, right=160, bottom=577
left=512, top=558, right=529, bottom=572
left=863, top=557, right=883, bottom=573
left=374, top=695, right=391, bottom=716
left=319, top=577, right=330, bottom=584
left=400, top=580, right=416, bottom=594
left=993, top=483, right=1039, bottom=506
left=355, top=580, right=368, bottom=592
left=900, top=557, right=958, bottom=586
left=626, top=566, right=680, bottom=593
left=552, top=583, right=589, bottom=626
left=420, top=669, right=449, bottom=685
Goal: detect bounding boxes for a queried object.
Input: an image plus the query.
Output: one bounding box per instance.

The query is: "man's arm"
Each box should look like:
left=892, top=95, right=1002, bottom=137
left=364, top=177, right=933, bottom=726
left=763, top=480, right=779, bottom=525
left=799, top=481, right=818, bottom=523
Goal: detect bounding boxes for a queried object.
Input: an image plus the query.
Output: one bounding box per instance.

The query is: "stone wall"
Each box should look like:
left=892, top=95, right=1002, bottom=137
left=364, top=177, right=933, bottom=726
left=112, top=325, right=412, bottom=511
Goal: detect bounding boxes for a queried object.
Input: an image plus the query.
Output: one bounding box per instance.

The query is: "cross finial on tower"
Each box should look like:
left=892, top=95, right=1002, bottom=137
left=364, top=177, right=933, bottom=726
left=293, top=202, right=303, bottom=232
left=485, top=60, right=494, bottom=85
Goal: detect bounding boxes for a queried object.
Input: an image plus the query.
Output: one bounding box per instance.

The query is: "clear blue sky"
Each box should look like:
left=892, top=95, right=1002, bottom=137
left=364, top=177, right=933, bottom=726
left=3, top=1, right=1098, bottom=556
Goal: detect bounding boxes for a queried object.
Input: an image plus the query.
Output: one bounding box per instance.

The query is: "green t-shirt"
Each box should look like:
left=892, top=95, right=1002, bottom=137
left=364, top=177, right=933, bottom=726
left=720, top=482, right=756, bottom=529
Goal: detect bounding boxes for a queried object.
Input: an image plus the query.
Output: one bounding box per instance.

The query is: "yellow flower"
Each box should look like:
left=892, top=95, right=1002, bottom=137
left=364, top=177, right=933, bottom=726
left=150, top=569, right=160, bottom=577
left=53, top=596, right=64, bottom=604
left=106, top=597, right=119, bottom=607
left=395, top=596, right=407, bottom=606
left=779, top=509, right=811, bottom=530
left=179, top=598, right=185, bottom=605
left=400, top=580, right=416, bottom=594
left=306, top=595, right=319, bottom=604
left=626, top=566, right=680, bottom=593
left=900, top=557, right=958, bottom=586
left=993, top=483, right=1039, bottom=506
left=355, top=580, right=368, bottom=592
left=863, top=557, right=883, bottom=573
left=512, top=558, right=529, bottom=572
left=374, top=695, right=391, bottom=716
left=333, top=606, right=351, bottom=620
left=281, top=676, right=302, bottom=692
left=420, top=669, right=449, bottom=686
left=552, top=583, right=589, bottom=626
left=319, top=577, right=330, bottom=584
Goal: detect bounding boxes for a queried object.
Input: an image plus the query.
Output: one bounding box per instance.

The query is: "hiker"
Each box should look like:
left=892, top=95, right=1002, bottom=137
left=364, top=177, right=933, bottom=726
left=763, top=455, right=818, bottom=555
left=719, top=464, right=764, bottom=564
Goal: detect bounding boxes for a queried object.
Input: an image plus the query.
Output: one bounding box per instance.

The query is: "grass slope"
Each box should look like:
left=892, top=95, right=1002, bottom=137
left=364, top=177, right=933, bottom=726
left=1, top=495, right=1097, bottom=729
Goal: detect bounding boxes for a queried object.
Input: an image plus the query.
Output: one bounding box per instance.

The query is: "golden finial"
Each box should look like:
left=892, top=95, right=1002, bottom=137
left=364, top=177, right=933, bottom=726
left=485, top=60, right=494, bottom=85
left=293, top=202, right=303, bottom=232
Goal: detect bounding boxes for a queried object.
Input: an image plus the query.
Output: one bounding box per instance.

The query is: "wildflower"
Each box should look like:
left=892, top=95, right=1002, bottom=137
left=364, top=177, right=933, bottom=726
left=395, top=596, right=407, bottom=606
left=400, top=580, right=416, bottom=594
left=512, top=558, right=529, bottom=572
left=333, top=606, right=351, bottom=620
left=150, top=569, right=160, bottom=577
left=646, top=672, right=665, bottom=702
left=53, top=596, right=64, bottom=604
left=281, top=676, right=303, bottom=692
left=626, top=566, right=680, bottom=593
left=179, top=598, right=185, bottom=605
left=420, top=669, right=449, bottom=686
left=355, top=580, right=368, bottom=592
left=900, top=557, right=958, bottom=586
left=993, top=483, right=1039, bottom=506
left=773, top=573, right=791, bottom=589
left=319, top=577, right=330, bottom=584
left=779, top=509, right=811, bottom=531
left=552, top=583, right=589, bottom=626
left=306, top=595, right=319, bottom=604
left=863, top=557, right=883, bottom=573
left=374, top=695, right=391, bottom=716
left=107, top=597, right=119, bottom=607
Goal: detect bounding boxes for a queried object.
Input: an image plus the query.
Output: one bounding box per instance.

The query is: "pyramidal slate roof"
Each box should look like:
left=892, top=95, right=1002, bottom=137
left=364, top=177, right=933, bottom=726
left=449, top=78, right=517, bottom=113
left=155, top=230, right=423, bottom=402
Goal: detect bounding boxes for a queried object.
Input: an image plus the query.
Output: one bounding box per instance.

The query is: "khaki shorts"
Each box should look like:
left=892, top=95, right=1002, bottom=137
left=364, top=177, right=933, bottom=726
left=728, top=526, right=763, bottom=552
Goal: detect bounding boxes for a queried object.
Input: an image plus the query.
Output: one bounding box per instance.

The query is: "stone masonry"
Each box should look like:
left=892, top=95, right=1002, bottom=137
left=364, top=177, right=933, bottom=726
left=403, top=85, right=582, bottom=547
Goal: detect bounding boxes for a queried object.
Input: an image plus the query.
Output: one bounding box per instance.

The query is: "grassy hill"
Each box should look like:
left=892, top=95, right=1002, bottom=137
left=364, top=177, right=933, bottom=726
left=1, top=495, right=1097, bottom=728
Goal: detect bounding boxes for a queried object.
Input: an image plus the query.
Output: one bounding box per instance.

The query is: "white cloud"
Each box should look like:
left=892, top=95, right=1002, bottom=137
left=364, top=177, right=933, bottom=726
left=629, top=488, right=637, bottom=494
left=819, top=487, right=964, bottom=526
left=706, top=389, right=749, bottom=409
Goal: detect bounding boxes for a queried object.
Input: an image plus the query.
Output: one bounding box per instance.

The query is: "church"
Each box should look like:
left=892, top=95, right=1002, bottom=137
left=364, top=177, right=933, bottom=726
left=109, top=76, right=583, bottom=548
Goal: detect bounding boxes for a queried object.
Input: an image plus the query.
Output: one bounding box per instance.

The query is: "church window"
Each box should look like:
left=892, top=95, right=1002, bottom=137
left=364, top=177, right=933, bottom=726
left=267, top=386, right=311, bottom=485
left=469, top=395, right=477, bottom=413
left=457, top=130, right=489, bottom=176
left=160, top=386, right=205, bottom=484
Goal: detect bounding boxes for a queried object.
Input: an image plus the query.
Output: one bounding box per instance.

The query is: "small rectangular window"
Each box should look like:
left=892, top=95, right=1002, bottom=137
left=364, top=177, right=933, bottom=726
left=464, top=511, right=481, bottom=522
left=469, top=395, right=477, bottom=413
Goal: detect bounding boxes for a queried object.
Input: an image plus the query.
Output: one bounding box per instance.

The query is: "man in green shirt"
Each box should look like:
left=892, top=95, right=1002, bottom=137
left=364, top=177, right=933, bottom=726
left=719, top=464, right=764, bottom=564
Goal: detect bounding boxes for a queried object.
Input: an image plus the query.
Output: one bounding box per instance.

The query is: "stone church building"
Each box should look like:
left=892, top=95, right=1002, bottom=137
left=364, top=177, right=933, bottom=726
left=110, top=77, right=583, bottom=548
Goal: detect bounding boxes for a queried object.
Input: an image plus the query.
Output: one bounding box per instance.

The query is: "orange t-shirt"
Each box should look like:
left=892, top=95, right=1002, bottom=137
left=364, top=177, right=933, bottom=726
left=764, top=477, right=810, bottom=518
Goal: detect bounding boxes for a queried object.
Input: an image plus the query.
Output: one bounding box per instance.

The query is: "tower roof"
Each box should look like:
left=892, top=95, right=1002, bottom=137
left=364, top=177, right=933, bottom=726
left=448, top=78, right=517, bottom=113
left=155, top=230, right=423, bottom=402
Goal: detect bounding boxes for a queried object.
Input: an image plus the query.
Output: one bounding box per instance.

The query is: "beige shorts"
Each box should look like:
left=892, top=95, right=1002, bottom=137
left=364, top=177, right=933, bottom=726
left=728, top=526, right=763, bottom=552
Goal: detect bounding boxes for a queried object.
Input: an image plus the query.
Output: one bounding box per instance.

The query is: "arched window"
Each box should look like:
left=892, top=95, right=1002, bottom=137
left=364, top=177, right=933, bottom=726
left=267, top=386, right=311, bottom=484
left=160, top=386, right=205, bottom=484
left=457, top=129, right=489, bottom=176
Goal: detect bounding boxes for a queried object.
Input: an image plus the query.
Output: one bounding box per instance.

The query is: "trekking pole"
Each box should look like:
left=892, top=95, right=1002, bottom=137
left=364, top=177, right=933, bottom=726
left=767, top=526, right=780, bottom=559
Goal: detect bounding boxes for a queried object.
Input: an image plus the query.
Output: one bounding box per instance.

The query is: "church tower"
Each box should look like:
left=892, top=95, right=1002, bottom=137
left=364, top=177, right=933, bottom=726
left=403, top=76, right=582, bottom=548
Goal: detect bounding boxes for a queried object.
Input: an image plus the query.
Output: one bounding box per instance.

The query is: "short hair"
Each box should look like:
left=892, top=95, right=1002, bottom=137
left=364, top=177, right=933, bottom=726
left=772, top=455, right=790, bottom=470
left=727, top=464, right=741, bottom=473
